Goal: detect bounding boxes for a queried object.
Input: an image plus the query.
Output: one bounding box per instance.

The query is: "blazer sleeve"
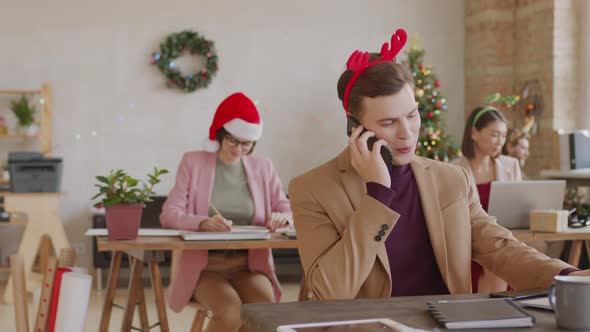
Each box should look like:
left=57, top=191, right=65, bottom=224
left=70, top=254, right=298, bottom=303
left=289, top=176, right=399, bottom=300
left=160, top=153, right=208, bottom=231
left=465, top=167, right=572, bottom=289
left=265, top=160, right=293, bottom=224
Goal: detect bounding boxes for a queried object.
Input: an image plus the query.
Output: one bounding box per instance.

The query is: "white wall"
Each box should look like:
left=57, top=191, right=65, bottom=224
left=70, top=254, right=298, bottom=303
left=0, top=0, right=464, bottom=269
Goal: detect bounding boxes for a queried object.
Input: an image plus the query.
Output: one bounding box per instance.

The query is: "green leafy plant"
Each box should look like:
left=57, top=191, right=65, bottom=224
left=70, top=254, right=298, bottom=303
left=10, top=95, right=36, bottom=127
left=92, top=167, right=169, bottom=208
left=484, top=93, right=520, bottom=110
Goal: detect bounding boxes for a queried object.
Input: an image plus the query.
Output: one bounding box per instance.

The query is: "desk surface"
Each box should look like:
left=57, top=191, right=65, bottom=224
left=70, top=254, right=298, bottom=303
left=541, top=169, right=590, bottom=179
left=242, top=294, right=559, bottom=332
left=95, top=229, right=590, bottom=251
left=96, top=234, right=298, bottom=251
left=512, top=228, right=590, bottom=241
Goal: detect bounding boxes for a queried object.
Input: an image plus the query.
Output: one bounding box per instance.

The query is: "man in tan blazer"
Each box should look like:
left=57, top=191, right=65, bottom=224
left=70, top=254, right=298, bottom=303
left=288, top=35, right=587, bottom=301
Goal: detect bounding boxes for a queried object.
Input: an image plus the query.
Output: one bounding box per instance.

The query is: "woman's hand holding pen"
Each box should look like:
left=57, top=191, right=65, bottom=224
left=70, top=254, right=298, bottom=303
left=200, top=215, right=232, bottom=232
left=201, top=202, right=232, bottom=231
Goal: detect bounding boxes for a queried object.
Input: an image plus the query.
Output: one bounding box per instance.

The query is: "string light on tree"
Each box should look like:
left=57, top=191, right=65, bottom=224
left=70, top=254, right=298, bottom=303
left=404, top=42, right=460, bottom=161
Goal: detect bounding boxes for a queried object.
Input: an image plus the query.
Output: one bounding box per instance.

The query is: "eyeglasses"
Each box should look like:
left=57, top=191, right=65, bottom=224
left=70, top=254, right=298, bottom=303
left=224, top=135, right=254, bottom=150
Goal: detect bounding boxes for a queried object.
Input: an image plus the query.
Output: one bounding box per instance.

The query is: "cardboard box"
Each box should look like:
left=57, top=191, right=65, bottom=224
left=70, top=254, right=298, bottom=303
left=530, top=210, right=569, bottom=232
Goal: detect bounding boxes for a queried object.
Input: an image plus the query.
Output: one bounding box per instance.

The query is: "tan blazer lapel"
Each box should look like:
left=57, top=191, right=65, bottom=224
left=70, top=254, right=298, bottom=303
left=337, top=148, right=392, bottom=284
left=411, top=158, right=450, bottom=288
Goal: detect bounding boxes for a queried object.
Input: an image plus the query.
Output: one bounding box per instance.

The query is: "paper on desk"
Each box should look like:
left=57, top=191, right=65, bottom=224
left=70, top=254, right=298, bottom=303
left=84, top=228, right=181, bottom=236
left=280, top=229, right=296, bottom=239
left=519, top=297, right=552, bottom=311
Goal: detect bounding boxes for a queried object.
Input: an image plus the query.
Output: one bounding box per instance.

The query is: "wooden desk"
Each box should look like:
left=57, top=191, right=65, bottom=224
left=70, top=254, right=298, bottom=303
left=512, top=228, right=590, bottom=267
left=96, top=234, right=299, bottom=332
left=242, top=294, right=560, bottom=332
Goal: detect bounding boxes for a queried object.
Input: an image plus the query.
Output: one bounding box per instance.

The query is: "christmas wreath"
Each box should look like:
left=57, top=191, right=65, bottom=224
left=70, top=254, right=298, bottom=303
left=151, top=30, right=218, bottom=93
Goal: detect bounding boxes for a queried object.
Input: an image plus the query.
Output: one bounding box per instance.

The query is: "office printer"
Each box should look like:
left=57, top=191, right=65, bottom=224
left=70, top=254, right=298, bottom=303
left=8, top=152, right=63, bottom=192
left=558, top=130, right=590, bottom=170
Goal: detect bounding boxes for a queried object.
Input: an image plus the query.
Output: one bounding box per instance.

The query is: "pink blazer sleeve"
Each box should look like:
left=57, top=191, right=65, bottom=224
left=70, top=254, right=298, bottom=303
left=160, top=153, right=207, bottom=231
left=266, top=160, right=293, bottom=224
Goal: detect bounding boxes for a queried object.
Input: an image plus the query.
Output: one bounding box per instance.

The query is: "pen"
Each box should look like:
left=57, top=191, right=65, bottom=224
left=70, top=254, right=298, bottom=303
left=209, top=201, right=233, bottom=226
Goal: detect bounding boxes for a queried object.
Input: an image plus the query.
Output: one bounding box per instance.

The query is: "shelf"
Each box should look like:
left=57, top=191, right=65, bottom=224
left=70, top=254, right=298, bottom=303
left=0, top=221, right=26, bottom=226
left=0, top=134, right=38, bottom=139
left=0, top=89, right=41, bottom=95
left=0, top=84, right=51, bottom=155
left=541, top=169, right=590, bottom=179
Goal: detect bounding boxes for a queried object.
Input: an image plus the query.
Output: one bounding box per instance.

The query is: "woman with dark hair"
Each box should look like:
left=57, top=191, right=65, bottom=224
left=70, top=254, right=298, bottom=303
left=454, top=106, right=521, bottom=293
left=160, top=92, right=292, bottom=332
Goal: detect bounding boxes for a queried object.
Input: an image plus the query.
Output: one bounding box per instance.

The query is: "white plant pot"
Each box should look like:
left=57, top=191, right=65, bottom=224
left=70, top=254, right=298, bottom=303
left=24, top=124, right=38, bottom=136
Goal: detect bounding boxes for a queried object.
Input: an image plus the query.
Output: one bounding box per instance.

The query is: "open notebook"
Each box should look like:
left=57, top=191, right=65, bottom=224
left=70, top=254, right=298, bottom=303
left=181, top=225, right=271, bottom=241
left=427, top=298, right=535, bottom=329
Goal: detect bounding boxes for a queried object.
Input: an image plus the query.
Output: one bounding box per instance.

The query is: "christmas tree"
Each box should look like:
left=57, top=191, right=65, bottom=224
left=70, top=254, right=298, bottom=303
left=404, top=46, right=460, bottom=162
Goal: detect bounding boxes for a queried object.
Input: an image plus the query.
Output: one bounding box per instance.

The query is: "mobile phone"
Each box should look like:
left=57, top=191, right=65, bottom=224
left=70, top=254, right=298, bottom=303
left=346, top=116, right=393, bottom=172
left=276, top=318, right=424, bottom=332
left=489, top=288, right=548, bottom=301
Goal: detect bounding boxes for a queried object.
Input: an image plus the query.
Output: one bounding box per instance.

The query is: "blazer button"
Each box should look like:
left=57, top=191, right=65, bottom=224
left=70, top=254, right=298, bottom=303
left=378, top=230, right=386, bottom=236
left=374, top=235, right=382, bottom=241
left=381, top=224, right=389, bottom=230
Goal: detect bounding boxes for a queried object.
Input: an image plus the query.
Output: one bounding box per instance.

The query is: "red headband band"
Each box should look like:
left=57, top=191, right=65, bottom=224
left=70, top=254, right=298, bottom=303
left=342, top=28, right=408, bottom=114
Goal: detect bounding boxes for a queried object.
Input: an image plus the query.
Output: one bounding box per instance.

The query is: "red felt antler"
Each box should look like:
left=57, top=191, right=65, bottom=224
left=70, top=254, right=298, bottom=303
left=380, top=29, right=407, bottom=61
left=346, top=50, right=370, bottom=72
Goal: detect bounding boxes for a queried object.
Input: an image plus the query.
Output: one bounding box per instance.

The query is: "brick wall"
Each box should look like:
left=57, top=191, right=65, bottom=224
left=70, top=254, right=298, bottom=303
left=465, top=0, right=583, bottom=176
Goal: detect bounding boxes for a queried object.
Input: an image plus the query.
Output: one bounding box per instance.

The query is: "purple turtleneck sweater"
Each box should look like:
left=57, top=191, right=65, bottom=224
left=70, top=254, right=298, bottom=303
left=366, top=164, right=450, bottom=297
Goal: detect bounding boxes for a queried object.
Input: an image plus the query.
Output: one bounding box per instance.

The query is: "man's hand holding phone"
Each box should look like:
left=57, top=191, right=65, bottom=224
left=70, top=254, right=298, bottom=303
left=348, top=125, right=391, bottom=188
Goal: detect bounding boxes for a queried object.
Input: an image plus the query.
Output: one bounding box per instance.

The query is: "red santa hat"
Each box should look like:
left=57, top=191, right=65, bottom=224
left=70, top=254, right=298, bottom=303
left=203, top=92, right=263, bottom=152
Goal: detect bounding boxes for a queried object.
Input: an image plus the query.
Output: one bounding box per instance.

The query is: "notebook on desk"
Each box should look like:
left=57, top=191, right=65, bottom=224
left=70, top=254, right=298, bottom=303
left=426, top=298, right=535, bottom=329
left=180, top=225, right=270, bottom=241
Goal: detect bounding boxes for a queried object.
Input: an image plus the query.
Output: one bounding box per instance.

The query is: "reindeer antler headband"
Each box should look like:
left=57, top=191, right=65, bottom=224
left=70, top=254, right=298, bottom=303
left=343, top=28, right=408, bottom=114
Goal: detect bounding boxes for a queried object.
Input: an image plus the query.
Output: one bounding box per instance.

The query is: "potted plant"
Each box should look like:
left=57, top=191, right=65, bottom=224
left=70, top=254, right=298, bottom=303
left=92, top=167, right=168, bottom=240
left=9, top=95, right=37, bottom=135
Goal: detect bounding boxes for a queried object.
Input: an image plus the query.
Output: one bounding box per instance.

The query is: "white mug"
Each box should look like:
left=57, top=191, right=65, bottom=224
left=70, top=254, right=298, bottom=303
left=549, top=275, right=590, bottom=330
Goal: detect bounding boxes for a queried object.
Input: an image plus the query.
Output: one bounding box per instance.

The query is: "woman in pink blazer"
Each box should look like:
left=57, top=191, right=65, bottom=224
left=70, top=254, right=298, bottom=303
left=160, top=92, right=292, bottom=332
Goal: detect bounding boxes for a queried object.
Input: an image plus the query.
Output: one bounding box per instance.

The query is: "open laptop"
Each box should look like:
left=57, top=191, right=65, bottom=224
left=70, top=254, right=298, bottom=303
left=487, top=180, right=566, bottom=229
